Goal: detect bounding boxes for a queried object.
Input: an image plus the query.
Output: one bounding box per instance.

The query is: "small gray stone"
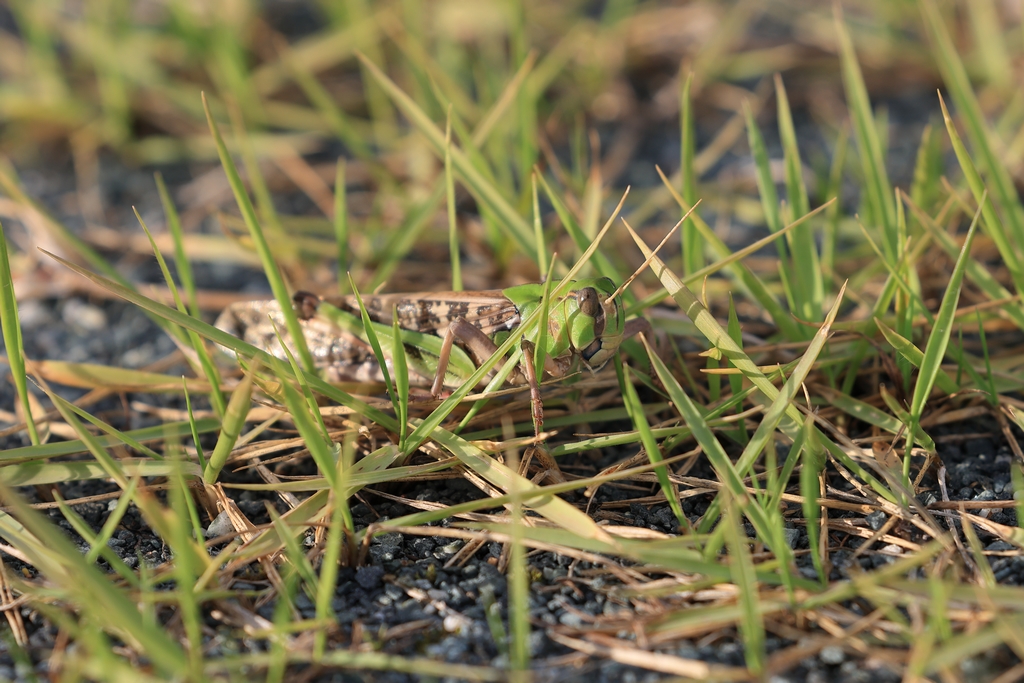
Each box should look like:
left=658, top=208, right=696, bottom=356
left=820, top=645, right=845, bottom=665
left=204, top=511, right=233, bottom=539
left=865, top=510, right=887, bottom=531
left=355, top=565, right=384, bottom=589
left=62, top=299, right=107, bottom=332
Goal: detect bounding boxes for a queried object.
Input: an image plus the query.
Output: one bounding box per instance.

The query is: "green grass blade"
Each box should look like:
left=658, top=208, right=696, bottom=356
left=201, top=93, right=316, bottom=373
left=835, top=6, right=896, bottom=260
left=203, top=367, right=253, bottom=484
left=907, top=194, right=984, bottom=466
left=623, top=220, right=894, bottom=502
left=334, top=158, right=350, bottom=294
left=621, top=361, right=686, bottom=528
left=680, top=71, right=700, bottom=275
left=776, top=75, right=822, bottom=326
left=938, top=93, right=1024, bottom=294
left=0, top=219, right=39, bottom=445
left=921, top=0, right=1024, bottom=254
left=723, top=496, right=765, bottom=677
left=356, top=53, right=535, bottom=255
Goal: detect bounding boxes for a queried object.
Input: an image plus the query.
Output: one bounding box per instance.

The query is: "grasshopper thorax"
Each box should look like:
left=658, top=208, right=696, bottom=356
left=566, top=277, right=626, bottom=372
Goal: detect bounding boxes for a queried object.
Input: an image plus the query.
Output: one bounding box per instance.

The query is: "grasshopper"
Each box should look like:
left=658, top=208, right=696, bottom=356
left=215, top=278, right=651, bottom=430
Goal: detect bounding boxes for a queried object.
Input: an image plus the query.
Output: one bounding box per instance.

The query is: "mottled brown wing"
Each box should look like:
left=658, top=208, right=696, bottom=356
left=324, top=290, right=521, bottom=337
left=214, top=300, right=435, bottom=385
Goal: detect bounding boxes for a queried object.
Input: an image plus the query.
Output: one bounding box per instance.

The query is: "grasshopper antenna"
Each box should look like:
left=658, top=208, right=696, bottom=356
left=605, top=199, right=701, bottom=305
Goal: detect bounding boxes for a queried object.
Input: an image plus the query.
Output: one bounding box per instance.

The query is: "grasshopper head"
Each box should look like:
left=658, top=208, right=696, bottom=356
left=568, top=277, right=626, bottom=372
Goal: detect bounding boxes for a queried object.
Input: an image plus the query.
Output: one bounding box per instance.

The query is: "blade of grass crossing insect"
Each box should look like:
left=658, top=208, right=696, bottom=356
left=533, top=259, right=557, bottom=382
left=921, top=0, right=1024, bottom=249
left=680, top=71, right=700, bottom=275
left=723, top=495, right=765, bottom=677
left=938, top=94, right=1024, bottom=293
left=444, top=110, right=462, bottom=291
left=907, top=195, right=984, bottom=483
left=776, top=75, right=822, bottom=327
left=136, top=207, right=227, bottom=418
left=203, top=368, right=254, bottom=485
left=0, top=220, right=39, bottom=444
left=265, top=313, right=332, bottom=442
left=202, top=94, right=316, bottom=373
left=347, top=275, right=400, bottom=425
left=391, top=314, right=410, bottom=450
left=455, top=353, right=523, bottom=434
left=800, top=413, right=827, bottom=584
left=620, top=359, right=686, bottom=528
left=334, top=158, right=350, bottom=293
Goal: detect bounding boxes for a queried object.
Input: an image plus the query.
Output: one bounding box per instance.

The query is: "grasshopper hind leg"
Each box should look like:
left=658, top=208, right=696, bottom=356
left=432, top=317, right=545, bottom=437
left=431, top=318, right=504, bottom=397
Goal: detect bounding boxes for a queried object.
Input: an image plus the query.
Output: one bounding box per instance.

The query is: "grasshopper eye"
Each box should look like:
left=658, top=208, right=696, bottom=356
left=292, top=291, right=321, bottom=320
left=577, top=287, right=601, bottom=318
